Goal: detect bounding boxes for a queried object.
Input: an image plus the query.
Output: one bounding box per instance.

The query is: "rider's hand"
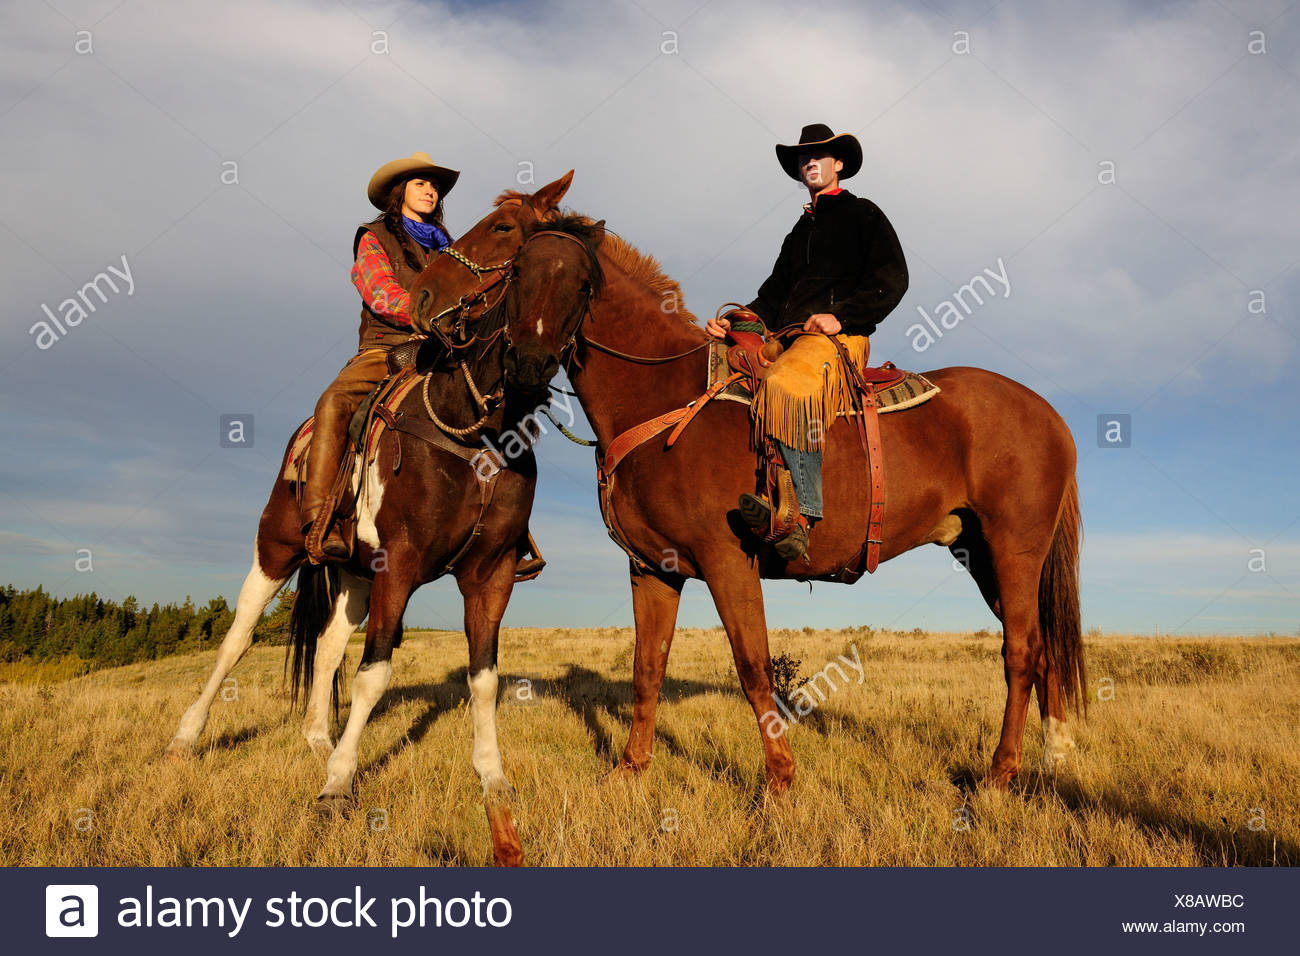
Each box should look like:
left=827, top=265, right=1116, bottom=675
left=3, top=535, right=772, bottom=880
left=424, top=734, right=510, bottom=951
left=705, top=316, right=732, bottom=339
left=804, top=313, right=842, bottom=335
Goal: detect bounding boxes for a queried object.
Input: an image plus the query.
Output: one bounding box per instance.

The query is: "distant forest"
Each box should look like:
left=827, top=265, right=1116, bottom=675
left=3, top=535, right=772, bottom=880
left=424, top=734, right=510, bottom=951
left=0, top=584, right=295, bottom=670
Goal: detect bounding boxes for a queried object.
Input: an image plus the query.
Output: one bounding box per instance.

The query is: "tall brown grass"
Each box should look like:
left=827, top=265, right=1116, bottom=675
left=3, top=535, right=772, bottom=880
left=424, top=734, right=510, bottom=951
left=1, top=627, right=1295, bottom=866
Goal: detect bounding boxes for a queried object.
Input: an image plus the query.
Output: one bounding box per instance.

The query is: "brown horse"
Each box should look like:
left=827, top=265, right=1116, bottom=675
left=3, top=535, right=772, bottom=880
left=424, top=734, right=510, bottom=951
left=494, top=222, right=1086, bottom=794
left=164, top=174, right=596, bottom=865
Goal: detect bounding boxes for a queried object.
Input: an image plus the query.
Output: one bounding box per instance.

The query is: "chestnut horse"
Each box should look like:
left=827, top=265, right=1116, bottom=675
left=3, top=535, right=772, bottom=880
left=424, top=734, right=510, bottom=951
left=494, top=223, right=1085, bottom=794
left=164, top=174, right=597, bottom=865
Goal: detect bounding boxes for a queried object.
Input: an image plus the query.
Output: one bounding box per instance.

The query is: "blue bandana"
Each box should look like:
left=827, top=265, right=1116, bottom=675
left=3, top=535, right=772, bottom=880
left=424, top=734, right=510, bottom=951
left=402, top=216, right=450, bottom=252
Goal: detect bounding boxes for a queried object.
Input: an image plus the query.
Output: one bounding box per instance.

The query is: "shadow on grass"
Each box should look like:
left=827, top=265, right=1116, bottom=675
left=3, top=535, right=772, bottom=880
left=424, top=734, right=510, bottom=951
left=797, top=705, right=1297, bottom=866
left=365, top=666, right=471, bottom=773
left=1050, top=774, right=1296, bottom=866
left=360, top=664, right=756, bottom=793
left=941, top=756, right=1298, bottom=867
left=209, top=726, right=261, bottom=750
left=530, top=666, right=758, bottom=796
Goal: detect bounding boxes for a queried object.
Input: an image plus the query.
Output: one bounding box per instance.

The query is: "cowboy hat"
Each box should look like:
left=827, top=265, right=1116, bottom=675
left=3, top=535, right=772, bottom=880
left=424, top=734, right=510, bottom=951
left=367, top=152, right=460, bottom=210
left=775, top=124, right=862, bottom=181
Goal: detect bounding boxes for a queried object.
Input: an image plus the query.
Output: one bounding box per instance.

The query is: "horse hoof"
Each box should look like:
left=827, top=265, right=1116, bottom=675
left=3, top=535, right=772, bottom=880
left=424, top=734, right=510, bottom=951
left=981, top=769, right=1016, bottom=791
left=163, top=739, right=193, bottom=762
left=764, top=777, right=792, bottom=800
left=493, top=843, right=524, bottom=867
left=314, top=793, right=355, bottom=817
left=606, top=761, right=645, bottom=783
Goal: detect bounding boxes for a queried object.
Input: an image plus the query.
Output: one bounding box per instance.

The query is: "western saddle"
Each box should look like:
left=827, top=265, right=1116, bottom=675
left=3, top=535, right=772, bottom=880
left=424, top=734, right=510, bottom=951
left=595, top=306, right=939, bottom=583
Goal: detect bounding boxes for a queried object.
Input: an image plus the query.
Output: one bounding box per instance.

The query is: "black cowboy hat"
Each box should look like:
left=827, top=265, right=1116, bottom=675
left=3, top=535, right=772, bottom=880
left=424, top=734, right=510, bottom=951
left=775, top=124, right=862, bottom=181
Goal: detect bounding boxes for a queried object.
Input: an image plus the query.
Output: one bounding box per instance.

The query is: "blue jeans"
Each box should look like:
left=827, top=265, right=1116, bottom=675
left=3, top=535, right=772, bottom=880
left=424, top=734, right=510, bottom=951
left=779, top=442, right=823, bottom=519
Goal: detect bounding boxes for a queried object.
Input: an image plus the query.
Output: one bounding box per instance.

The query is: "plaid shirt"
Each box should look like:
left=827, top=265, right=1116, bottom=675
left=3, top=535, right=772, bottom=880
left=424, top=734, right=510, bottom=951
left=351, top=231, right=411, bottom=326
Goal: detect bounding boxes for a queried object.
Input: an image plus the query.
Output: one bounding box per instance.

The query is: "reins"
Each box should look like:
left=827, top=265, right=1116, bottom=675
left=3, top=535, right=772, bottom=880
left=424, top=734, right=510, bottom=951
left=577, top=334, right=711, bottom=364
left=421, top=358, right=502, bottom=439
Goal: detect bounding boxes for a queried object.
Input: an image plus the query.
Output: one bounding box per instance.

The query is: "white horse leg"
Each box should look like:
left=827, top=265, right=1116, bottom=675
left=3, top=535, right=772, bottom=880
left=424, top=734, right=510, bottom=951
left=1041, top=715, right=1077, bottom=773
left=316, top=659, right=392, bottom=809
left=301, top=570, right=371, bottom=760
left=468, top=666, right=512, bottom=801
left=165, top=546, right=287, bottom=759
left=468, top=664, right=522, bottom=865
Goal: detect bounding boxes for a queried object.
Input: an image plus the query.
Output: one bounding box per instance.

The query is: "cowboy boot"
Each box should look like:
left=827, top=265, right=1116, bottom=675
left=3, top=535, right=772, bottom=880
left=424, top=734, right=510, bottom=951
left=774, top=515, right=812, bottom=561
left=301, top=431, right=351, bottom=564
left=738, top=494, right=813, bottom=561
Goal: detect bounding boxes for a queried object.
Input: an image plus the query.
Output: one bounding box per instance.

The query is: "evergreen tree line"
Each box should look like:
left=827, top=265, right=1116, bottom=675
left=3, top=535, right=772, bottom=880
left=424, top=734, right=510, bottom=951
left=0, top=584, right=296, bottom=669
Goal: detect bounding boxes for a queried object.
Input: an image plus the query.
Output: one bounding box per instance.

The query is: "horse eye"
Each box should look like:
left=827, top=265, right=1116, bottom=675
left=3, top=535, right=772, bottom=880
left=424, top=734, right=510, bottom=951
left=492, top=223, right=513, bottom=233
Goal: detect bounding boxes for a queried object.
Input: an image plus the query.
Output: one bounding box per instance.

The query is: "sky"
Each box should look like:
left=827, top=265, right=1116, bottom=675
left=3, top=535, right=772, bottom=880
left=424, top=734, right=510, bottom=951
left=1, top=0, right=1297, bottom=636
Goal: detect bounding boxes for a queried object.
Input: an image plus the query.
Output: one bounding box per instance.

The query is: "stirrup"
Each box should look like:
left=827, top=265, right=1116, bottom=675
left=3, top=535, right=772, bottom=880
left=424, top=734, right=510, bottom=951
left=755, top=454, right=800, bottom=541
left=514, top=533, right=546, bottom=581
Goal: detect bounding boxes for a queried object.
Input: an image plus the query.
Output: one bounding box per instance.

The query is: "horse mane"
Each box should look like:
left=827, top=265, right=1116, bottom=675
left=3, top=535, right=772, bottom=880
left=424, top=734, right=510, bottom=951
left=495, top=191, right=698, bottom=324
left=598, top=233, right=696, bottom=323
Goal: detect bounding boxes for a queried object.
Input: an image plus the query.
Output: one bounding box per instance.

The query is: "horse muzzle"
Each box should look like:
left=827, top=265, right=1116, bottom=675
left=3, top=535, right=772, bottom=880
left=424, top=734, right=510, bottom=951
left=503, top=345, right=559, bottom=393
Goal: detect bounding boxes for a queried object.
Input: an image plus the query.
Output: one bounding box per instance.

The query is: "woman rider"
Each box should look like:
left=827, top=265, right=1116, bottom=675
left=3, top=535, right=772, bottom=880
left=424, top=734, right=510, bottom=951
left=301, top=153, right=547, bottom=579
left=301, top=151, right=455, bottom=563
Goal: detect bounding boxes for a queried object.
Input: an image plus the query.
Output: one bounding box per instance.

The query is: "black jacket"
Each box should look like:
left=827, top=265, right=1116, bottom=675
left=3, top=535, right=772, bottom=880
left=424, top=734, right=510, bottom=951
left=746, top=189, right=908, bottom=336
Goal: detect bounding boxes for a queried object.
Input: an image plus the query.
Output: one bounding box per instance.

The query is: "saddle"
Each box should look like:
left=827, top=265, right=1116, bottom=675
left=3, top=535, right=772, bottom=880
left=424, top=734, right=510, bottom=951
left=715, top=315, right=940, bottom=580
left=724, top=327, right=783, bottom=384
left=287, top=370, right=425, bottom=562
left=286, top=369, right=546, bottom=581
left=708, top=337, right=936, bottom=412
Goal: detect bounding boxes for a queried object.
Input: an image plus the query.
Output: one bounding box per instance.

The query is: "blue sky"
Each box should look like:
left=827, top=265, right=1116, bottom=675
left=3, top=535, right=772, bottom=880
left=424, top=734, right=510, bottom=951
left=1, top=0, right=1297, bottom=635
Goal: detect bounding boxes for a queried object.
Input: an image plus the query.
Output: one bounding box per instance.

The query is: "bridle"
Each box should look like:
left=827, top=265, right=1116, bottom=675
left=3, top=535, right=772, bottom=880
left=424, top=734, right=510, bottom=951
left=412, top=228, right=598, bottom=440
left=428, top=227, right=596, bottom=354
left=443, top=246, right=512, bottom=280
left=427, top=249, right=517, bottom=351
left=503, top=229, right=599, bottom=370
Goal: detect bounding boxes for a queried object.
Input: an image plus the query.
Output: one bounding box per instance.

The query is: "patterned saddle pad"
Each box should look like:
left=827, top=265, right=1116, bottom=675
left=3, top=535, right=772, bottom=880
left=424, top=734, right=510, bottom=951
left=705, top=340, right=940, bottom=415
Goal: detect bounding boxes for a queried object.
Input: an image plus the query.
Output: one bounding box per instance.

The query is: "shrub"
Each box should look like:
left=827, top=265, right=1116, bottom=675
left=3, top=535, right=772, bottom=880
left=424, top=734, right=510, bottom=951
left=770, top=651, right=805, bottom=704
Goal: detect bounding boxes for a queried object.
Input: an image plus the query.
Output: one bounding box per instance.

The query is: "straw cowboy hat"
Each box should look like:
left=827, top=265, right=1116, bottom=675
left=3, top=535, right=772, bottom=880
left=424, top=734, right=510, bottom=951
left=367, top=152, right=460, bottom=210
left=775, top=124, right=862, bottom=181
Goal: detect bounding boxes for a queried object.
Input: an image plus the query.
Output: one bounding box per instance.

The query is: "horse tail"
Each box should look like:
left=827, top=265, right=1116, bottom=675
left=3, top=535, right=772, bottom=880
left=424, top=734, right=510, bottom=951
left=1039, top=475, right=1087, bottom=716
left=286, top=562, right=341, bottom=713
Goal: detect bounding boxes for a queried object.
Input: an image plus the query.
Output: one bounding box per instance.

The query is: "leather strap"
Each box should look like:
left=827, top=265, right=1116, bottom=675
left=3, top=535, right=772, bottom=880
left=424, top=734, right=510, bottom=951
left=862, top=385, right=885, bottom=573
left=374, top=405, right=501, bottom=475
left=601, top=373, right=743, bottom=475
left=372, top=404, right=504, bottom=576
left=666, top=373, right=745, bottom=447
left=827, top=335, right=887, bottom=578
left=594, top=372, right=744, bottom=571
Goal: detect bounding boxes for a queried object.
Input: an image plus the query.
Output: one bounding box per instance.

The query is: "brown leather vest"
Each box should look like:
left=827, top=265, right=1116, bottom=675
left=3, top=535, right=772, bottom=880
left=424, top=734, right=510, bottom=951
left=353, top=219, right=434, bottom=350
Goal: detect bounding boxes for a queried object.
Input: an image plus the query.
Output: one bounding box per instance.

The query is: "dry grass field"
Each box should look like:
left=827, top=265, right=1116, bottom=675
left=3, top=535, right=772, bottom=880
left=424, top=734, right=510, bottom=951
left=2, top=626, right=1297, bottom=866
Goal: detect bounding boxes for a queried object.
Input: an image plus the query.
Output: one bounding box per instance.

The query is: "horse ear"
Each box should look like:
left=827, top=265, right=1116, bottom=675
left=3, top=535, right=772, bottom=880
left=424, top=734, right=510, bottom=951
left=531, top=170, right=574, bottom=214
left=590, top=219, right=606, bottom=247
